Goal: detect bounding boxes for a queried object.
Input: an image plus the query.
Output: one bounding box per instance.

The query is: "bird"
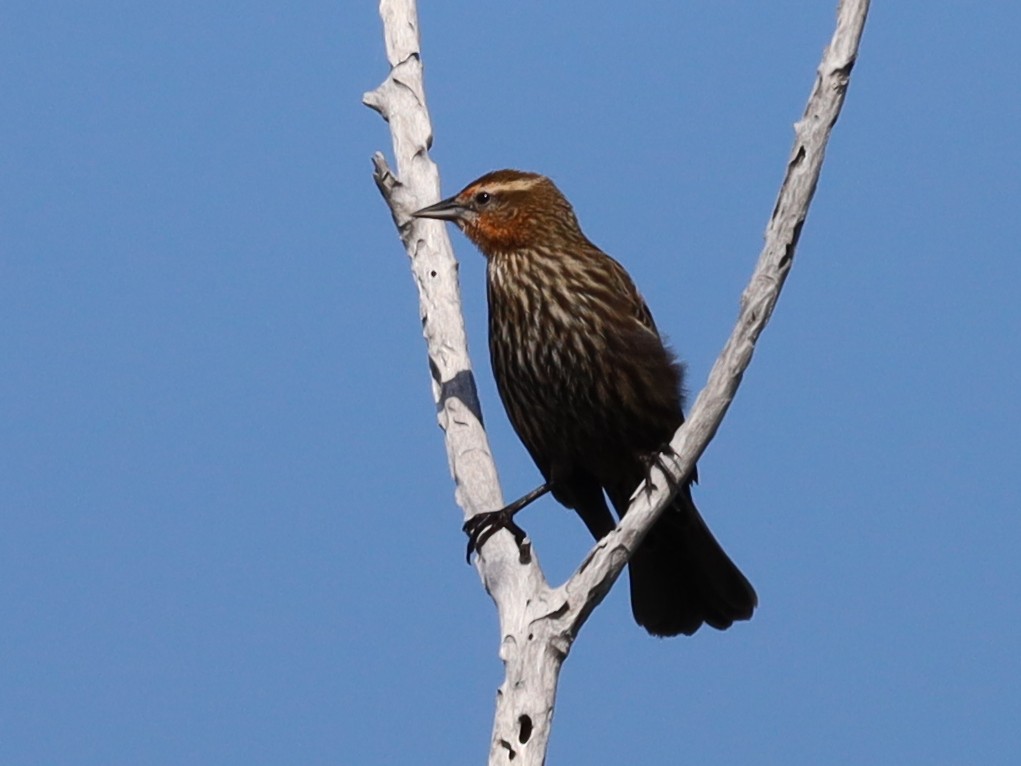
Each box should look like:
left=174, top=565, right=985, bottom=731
left=413, top=169, right=756, bottom=637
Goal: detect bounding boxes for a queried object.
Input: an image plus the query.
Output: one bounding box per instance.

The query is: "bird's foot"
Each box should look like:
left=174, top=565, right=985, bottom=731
left=463, top=509, right=529, bottom=563
left=461, top=482, right=551, bottom=564
left=639, top=444, right=683, bottom=499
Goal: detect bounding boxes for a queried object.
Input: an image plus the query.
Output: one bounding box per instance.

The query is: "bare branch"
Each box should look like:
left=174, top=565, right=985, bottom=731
left=363, top=1, right=537, bottom=573
left=562, top=0, right=871, bottom=638
left=366, top=1, right=869, bottom=764
left=365, top=2, right=561, bottom=761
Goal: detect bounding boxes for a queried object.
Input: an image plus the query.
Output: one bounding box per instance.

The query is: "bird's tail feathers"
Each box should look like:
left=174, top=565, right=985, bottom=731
left=627, top=490, right=757, bottom=637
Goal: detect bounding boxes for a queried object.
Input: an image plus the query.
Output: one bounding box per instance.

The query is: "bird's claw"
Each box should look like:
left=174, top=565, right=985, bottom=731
left=640, top=444, right=683, bottom=499
left=463, top=509, right=528, bottom=563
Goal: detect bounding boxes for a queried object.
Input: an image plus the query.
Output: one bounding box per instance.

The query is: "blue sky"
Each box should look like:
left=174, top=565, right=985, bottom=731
left=3, top=2, right=1019, bottom=764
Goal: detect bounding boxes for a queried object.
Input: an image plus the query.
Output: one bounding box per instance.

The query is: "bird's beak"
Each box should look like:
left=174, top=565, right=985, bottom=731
left=412, top=196, right=466, bottom=222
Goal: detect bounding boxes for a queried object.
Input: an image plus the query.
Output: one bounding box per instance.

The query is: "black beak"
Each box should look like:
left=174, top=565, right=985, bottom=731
left=412, top=196, right=466, bottom=222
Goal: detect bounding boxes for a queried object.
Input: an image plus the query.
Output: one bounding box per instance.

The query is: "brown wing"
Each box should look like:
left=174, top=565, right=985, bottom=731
left=601, top=251, right=661, bottom=338
left=590, top=247, right=695, bottom=482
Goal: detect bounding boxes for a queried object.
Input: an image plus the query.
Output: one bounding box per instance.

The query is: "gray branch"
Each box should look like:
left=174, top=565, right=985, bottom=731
left=365, top=1, right=869, bottom=763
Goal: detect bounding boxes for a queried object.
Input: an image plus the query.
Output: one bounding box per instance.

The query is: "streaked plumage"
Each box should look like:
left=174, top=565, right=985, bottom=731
left=414, top=170, right=756, bottom=637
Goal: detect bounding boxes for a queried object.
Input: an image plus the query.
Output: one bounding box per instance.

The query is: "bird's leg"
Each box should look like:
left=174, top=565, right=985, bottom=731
left=462, top=481, right=553, bottom=563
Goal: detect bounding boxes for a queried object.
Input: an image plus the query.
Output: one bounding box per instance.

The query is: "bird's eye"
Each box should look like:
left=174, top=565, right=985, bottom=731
left=474, top=191, right=491, bottom=206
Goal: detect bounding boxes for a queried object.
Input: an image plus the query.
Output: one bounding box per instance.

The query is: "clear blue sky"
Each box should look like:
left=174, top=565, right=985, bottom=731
left=3, top=2, right=1019, bottom=764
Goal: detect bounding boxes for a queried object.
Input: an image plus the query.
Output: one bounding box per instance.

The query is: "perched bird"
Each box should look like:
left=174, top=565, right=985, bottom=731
left=413, top=170, right=756, bottom=637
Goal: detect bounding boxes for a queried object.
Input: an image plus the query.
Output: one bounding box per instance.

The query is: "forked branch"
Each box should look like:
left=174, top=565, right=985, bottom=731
left=365, top=1, right=869, bottom=763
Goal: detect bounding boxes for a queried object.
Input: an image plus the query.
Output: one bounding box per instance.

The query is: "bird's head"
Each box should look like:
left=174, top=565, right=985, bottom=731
left=412, top=169, right=585, bottom=255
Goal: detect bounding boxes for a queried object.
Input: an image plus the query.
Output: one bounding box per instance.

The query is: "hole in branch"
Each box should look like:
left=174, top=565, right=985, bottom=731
left=518, top=714, right=533, bottom=744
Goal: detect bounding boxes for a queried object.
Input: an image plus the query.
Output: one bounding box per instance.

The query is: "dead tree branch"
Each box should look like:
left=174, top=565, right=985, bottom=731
left=365, top=1, right=869, bottom=763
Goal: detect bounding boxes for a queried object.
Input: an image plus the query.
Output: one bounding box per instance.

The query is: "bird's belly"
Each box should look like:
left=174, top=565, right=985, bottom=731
left=490, top=307, right=625, bottom=470
left=487, top=273, right=683, bottom=485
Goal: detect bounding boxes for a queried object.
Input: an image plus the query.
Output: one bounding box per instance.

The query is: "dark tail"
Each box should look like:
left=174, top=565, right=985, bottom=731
left=627, top=489, right=757, bottom=637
